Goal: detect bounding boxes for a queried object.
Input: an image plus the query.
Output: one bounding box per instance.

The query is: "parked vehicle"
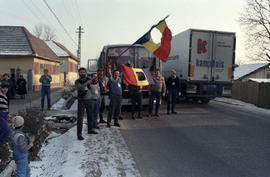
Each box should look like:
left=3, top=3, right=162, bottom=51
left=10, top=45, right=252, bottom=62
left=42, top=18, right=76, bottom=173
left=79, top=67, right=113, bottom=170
left=97, top=44, right=161, bottom=106
left=163, top=29, right=236, bottom=103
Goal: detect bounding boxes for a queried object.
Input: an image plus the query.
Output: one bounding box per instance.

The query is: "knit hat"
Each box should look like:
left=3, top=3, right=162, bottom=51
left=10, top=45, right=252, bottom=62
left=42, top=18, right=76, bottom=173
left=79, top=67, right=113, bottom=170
left=13, top=116, right=24, bottom=128
left=1, top=81, right=9, bottom=88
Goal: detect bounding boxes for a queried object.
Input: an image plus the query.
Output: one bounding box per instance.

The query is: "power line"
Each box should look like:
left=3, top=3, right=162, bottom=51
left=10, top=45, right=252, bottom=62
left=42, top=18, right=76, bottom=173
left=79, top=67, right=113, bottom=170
left=43, top=0, right=77, bottom=46
left=29, top=0, right=54, bottom=27
left=22, top=0, right=43, bottom=23
left=74, top=0, right=84, bottom=25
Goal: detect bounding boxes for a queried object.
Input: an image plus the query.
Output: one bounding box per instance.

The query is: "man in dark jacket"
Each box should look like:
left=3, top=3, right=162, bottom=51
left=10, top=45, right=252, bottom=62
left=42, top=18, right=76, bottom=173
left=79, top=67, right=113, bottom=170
left=75, top=67, right=98, bottom=140
left=17, top=75, right=27, bottom=99
left=129, top=85, right=143, bottom=119
left=166, top=70, right=181, bottom=114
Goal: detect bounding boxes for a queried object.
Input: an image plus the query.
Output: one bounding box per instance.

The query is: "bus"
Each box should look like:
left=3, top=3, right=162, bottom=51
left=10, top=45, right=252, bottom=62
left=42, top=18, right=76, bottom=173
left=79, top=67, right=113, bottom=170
left=97, top=44, right=161, bottom=106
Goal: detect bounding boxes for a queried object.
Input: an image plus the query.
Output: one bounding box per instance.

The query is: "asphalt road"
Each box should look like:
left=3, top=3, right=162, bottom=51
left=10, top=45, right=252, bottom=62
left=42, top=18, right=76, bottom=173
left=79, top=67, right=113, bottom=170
left=120, top=101, right=270, bottom=177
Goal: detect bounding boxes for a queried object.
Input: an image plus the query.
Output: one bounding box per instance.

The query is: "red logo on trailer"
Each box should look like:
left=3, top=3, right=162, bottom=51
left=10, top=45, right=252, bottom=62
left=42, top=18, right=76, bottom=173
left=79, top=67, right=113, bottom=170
left=197, top=39, right=207, bottom=54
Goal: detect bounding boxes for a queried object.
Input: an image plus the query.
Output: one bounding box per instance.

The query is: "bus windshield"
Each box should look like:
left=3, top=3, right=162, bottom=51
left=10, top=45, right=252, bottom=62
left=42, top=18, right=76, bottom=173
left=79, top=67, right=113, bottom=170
left=107, top=46, right=159, bottom=71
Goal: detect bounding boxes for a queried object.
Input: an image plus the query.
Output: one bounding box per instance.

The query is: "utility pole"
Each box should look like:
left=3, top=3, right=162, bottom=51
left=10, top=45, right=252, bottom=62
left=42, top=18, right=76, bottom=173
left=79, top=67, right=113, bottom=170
left=76, top=26, right=84, bottom=67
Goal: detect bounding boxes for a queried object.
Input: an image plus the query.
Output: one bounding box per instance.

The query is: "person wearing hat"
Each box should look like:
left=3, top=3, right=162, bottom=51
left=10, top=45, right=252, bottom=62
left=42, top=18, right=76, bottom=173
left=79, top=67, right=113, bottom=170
left=166, top=70, right=181, bottom=114
left=0, top=81, right=11, bottom=144
left=10, top=116, right=33, bottom=177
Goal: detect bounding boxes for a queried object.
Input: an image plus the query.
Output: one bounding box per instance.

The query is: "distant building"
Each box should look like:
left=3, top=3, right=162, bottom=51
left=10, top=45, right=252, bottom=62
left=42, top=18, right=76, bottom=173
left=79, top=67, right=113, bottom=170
left=234, top=63, right=270, bottom=81
left=232, top=63, right=270, bottom=109
left=0, top=26, right=61, bottom=91
left=46, top=41, right=79, bottom=86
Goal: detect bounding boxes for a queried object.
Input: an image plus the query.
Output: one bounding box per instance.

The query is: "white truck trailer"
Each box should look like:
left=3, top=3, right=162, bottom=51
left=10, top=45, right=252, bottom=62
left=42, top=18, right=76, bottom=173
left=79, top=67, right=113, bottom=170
left=163, top=29, right=236, bottom=103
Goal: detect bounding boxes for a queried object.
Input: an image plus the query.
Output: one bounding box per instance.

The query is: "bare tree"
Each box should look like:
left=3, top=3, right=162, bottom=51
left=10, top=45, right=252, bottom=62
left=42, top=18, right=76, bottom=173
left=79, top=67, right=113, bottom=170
left=43, top=24, right=56, bottom=41
left=32, top=24, right=43, bottom=39
left=239, top=0, right=270, bottom=62
left=32, top=24, right=56, bottom=41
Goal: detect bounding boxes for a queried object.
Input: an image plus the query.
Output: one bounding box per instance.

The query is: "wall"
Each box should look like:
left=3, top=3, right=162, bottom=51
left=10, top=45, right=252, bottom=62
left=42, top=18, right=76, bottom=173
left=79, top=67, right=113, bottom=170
left=232, top=80, right=270, bottom=109
left=0, top=56, right=33, bottom=74
left=33, top=58, right=61, bottom=91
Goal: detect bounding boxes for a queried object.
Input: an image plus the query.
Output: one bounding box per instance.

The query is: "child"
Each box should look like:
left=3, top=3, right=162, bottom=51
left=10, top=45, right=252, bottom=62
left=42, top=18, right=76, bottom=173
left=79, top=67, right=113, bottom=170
left=10, top=116, right=33, bottom=177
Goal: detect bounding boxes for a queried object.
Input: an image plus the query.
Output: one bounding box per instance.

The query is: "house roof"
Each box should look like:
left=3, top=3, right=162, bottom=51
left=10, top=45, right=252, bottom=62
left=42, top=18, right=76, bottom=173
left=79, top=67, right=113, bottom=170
left=45, top=41, right=78, bottom=61
left=234, top=63, right=270, bottom=80
left=0, top=26, right=59, bottom=62
left=249, top=78, right=270, bottom=83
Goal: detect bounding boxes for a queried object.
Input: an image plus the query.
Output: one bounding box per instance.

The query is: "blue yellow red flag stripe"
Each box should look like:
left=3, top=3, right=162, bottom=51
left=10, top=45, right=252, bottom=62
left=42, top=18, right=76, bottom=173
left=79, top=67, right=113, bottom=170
left=135, top=16, right=172, bottom=62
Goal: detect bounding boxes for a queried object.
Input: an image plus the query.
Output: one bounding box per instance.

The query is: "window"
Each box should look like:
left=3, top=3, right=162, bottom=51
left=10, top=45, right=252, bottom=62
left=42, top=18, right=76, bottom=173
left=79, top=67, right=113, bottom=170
left=136, top=72, right=146, bottom=81
left=39, top=64, right=44, bottom=74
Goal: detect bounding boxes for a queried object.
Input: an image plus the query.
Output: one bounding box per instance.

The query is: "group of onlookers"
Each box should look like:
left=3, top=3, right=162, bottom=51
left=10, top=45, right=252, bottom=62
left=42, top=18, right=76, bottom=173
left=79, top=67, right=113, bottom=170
left=0, top=78, right=33, bottom=177
left=0, top=73, right=27, bottom=100
left=75, top=66, right=181, bottom=141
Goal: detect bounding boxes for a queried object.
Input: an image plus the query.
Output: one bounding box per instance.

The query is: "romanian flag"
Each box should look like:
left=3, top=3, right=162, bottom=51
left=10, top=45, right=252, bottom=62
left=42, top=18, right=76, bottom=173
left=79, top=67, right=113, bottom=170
left=121, top=65, right=154, bottom=86
left=135, top=16, right=172, bottom=62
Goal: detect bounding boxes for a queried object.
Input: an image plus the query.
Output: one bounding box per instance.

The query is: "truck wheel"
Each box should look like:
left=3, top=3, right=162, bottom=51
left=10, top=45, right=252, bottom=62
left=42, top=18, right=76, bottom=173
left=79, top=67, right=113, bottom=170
left=200, top=98, right=210, bottom=104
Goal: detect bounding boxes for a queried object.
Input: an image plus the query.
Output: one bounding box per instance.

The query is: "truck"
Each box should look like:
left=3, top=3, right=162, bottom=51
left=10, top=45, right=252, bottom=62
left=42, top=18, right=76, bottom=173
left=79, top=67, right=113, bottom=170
left=162, top=29, right=236, bottom=103
left=97, top=44, right=161, bottom=106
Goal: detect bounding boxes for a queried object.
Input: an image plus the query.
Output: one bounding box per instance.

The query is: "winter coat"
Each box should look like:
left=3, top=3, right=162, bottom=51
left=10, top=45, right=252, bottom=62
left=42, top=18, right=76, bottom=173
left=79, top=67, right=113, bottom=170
left=17, top=78, right=27, bottom=95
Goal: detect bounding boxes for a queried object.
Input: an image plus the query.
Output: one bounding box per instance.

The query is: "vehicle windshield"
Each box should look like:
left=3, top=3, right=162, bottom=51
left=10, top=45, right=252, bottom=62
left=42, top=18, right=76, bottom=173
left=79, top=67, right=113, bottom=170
left=107, top=46, right=159, bottom=72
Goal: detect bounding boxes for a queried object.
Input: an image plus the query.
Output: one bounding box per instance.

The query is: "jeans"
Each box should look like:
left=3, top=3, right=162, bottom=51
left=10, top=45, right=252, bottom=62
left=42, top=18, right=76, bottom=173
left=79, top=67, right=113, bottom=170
left=131, top=93, right=142, bottom=117
left=167, top=88, right=178, bottom=112
left=15, top=158, right=30, bottom=177
left=41, top=86, right=51, bottom=109
left=77, top=99, right=93, bottom=136
left=0, top=113, right=11, bottom=144
left=99, top=95, right=105, bottom=121
left=149, top=92, right=161, bottom=115
left=107, top=94, right=121, bottom=124
left=92, top=99, right=99, bottom=126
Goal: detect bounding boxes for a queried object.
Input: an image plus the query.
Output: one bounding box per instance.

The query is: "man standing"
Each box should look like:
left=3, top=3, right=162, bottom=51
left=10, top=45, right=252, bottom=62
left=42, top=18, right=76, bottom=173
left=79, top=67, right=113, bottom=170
left=75, top=67, right=97, bottom=140
left=129, top=84, right=143, bottom=119
left=17, top=75, right=27, bottom=99
left=39, top=69, right=52, bottom=110
left=148, top=69, right=166, bottom=117
left=90, top=73, right=100, bottom=129
left=2, top=73, right=16, bottom=100
left=107, top=66, right=122, bottom=128
left=97, top=69, right=107, bottom=124
left=166, top=70, right=181, bottom=114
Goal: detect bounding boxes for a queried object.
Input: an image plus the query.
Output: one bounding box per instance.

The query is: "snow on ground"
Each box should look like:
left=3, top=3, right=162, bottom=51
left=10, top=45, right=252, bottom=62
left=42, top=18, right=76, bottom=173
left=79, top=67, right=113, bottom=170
left=51, top=98, right=66, bottom=110
left=213, top=97, right=270, bottom=115
left=30, top=96, right=269, bottom=177
left=30, top=99, right=141, bottom=177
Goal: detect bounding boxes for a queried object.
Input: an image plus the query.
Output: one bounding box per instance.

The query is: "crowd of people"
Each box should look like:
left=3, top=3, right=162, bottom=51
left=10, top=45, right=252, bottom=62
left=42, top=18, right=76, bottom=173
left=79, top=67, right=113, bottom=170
left=0, top=73, right=27, bottom=101
left=0, top=66, right=181, bottom=176
left=75, top=65, right=181, bottom=140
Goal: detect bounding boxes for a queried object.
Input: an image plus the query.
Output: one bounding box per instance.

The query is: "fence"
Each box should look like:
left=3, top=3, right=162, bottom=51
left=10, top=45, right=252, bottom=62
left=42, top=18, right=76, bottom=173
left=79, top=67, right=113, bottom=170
left=232, top=80, right=270, bottom=109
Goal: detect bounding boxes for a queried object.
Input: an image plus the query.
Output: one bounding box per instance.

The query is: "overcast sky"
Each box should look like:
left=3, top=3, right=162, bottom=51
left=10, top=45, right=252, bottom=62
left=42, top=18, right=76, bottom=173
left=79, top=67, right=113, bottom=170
left=1, top=0, right=247, bottom=67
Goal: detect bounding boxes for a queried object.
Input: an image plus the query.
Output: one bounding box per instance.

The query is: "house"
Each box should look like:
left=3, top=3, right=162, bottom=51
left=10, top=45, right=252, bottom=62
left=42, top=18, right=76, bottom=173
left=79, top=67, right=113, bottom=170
left=233, top=63, right=270, bottom=81
left=45, top=41, right=78, bottom=86
left=0, top=26, right=61, bottom=91
left=232, top=63, right=270, bottom=109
